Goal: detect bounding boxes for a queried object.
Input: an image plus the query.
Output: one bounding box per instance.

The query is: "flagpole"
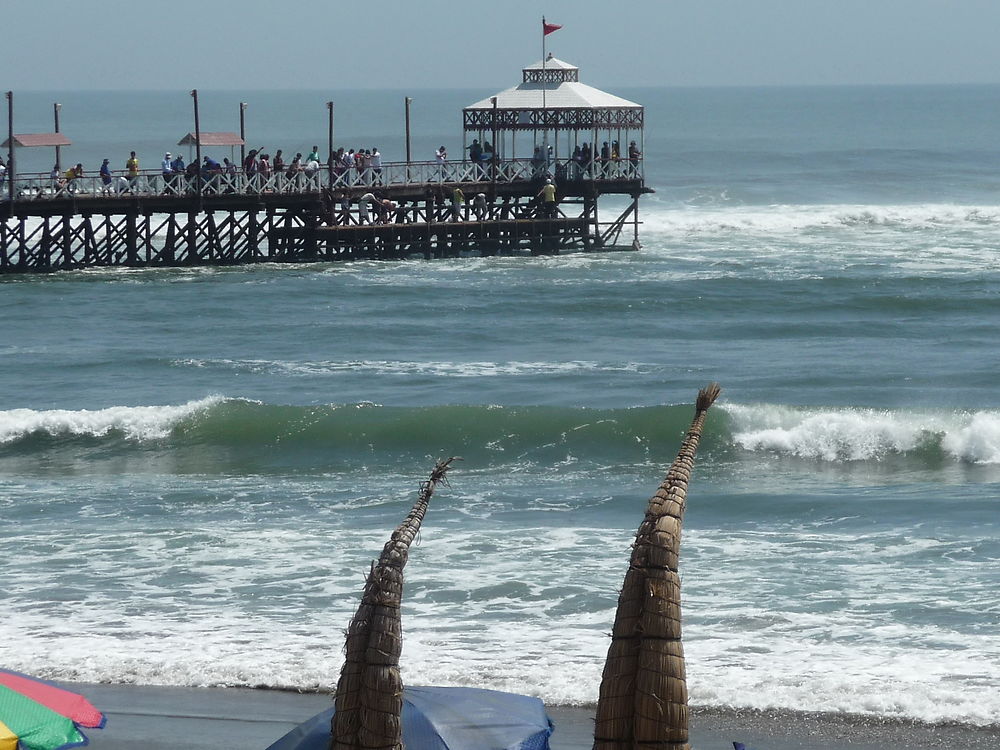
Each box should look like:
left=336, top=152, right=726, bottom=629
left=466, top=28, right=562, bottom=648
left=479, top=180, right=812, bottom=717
left=541, top=17, right=547, bottom=109
left=541, top=17, right=547, bottom=147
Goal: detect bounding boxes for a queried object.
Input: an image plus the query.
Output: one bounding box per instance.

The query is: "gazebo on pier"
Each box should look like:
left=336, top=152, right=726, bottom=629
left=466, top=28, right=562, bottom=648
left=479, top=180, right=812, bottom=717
left=463, top=54, right=649, bottom=249
left=462, top=54, right=644, bottom=178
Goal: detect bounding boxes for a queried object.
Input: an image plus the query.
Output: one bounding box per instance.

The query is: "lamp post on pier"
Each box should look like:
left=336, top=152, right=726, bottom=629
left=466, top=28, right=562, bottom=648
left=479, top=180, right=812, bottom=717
left=326, top=101, right=335, bottom=184
left=6, top=92, right=14, bottom=203
left=191, top=89, right=202, bottom=201
left=326, top=100, right=334, bottom=161
left=53, top=103, right=62, bottom=172
left=404, top=96, right=412, bottom=180
left=491, top=96, right=498, bottom=186
left=239, top=102, right=247, bottom=166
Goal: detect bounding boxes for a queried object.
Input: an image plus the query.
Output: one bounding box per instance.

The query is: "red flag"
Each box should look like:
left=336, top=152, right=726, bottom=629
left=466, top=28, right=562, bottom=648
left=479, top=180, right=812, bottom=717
left=543, top=20, right=562, bottom=35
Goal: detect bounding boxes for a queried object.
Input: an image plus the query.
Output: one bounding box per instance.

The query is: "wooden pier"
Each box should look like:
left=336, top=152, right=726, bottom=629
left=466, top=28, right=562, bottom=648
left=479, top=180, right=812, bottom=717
left=0, top=165, right=650, bottom=273
left=2, top=54, right=650, bottom=274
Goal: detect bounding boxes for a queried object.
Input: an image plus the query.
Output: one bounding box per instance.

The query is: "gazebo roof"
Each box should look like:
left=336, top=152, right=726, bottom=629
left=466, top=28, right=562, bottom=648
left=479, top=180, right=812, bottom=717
left=464, top=55, right=642, bottom=112
left=463, top=56, right=643, bottom=131
left=464, top=82, right=641, bottom=111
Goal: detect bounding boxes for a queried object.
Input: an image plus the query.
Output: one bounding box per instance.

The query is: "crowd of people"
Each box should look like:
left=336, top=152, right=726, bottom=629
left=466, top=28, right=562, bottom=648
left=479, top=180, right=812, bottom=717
left=15, top=144, right=388, bottom=196
left=5, top=138, right=641, bottom=200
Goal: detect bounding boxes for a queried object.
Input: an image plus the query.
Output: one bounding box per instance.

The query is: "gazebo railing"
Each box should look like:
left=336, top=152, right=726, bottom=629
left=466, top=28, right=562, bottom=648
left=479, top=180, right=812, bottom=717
left=4, top=157, right=642, bottom=201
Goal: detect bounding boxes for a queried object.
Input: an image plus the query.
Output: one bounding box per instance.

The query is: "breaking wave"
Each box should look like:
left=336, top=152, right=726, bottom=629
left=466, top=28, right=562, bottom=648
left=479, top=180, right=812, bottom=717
left=2, top=397, right=1000, bottom=468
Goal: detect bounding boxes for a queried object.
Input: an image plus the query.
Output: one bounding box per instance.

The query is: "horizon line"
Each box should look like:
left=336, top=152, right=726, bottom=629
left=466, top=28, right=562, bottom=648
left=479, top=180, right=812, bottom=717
left=8, top=80, right=1000, bottom=95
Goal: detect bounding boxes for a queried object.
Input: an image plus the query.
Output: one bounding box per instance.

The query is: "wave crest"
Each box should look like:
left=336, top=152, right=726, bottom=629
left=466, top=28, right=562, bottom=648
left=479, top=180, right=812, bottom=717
left=0, top=397, right=225, bottom=445
left=726, top=403, right=1000, bottom=463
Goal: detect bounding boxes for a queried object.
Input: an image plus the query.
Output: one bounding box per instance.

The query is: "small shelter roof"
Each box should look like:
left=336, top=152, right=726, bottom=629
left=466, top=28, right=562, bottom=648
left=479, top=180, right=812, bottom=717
left=1, top=133, right=72, bottom=148
left=177, top=132, right=245, bottom=147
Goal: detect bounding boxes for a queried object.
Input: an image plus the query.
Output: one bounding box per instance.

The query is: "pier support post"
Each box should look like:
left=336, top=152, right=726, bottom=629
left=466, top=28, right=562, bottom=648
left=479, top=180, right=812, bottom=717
left=632, top=192, right=641, bottom=250
left=186, top=211, right=198, bottom=265
left=61, top=214, right=73, bottom=268
left=82, top=217, right=96, bottom=265
left=40, top=218, right=53, bottom=271
left=248, top=210, right=260, bottom=261
left=163, top=215, right=177, bottom=265
left=0, top=218, right=7, bottom=272
left=264, top=206, right=276, bottom=260
left=304, top=212, right=318, bottom=260
left=205, top=212, right=221, bottom=262
left=125, top=212, right=138, bottom=266
left=16, top=217, right=26, bottom=271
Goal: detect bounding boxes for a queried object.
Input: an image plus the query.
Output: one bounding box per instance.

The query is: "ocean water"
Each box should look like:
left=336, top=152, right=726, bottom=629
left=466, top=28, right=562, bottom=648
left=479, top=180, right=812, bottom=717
left=2, top=85, right=1000, bottom=730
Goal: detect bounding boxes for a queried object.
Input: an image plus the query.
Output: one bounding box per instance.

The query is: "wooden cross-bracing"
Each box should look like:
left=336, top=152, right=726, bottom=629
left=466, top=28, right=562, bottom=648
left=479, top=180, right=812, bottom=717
left=0, top=180, right=648, bottom=273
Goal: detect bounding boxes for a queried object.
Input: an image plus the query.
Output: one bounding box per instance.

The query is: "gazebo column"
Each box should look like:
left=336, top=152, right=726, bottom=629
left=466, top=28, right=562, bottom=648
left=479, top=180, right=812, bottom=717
left=592, top=126, right=598, bottom=179
left=640, top=123, right=645, bottom=179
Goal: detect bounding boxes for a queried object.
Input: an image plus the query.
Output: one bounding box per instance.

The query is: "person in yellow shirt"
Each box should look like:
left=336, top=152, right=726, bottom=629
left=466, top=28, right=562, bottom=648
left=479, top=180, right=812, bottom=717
left=537, top=178, right=557, bottom=218
left=64, top=163, right=83, bottom=194
left=125, top=151, right=139, bottom=192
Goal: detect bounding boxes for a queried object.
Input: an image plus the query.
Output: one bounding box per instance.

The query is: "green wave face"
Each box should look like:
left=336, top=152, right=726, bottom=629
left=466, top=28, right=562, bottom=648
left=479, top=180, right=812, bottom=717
left=3, top=399, right=1000, bottom=480
left=0, top=399, right=722, bottom=474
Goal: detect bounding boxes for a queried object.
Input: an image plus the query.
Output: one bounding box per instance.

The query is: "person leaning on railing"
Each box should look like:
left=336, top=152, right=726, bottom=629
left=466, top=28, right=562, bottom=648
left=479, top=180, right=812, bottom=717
left=65, top=163, right=83, bottom=194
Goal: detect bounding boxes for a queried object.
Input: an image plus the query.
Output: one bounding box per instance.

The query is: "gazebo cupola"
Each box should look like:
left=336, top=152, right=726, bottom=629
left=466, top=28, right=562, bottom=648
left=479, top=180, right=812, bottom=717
left=462, top=54, right=644, bottom=171
left=522, top=56, right=580, bottom=84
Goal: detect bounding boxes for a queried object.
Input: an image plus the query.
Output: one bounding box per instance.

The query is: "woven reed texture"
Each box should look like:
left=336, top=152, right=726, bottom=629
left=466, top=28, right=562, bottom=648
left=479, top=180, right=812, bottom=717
left=593, top=384, right=721, bottom=750
left=332, top=458, right=457, bottom=750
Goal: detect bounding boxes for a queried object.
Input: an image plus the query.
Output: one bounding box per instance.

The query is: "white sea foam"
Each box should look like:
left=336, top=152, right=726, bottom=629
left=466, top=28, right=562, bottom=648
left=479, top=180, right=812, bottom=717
left=4, top=476, right=999, bottom=726
left=723, top=403, right=1000, bottom=463
left=173, top=358, right=643, bottom=378
left=0, top=396, right=224, bottom=444
left=641, top=202, right=1000, bottom=237
left=681, top=526, right=1000, bottom=725
left=630, top=201, right=1000, bottom=279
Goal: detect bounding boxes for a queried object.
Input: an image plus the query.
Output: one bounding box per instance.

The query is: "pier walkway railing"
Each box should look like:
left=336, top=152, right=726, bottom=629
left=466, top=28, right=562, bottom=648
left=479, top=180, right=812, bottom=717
left=4, top=157, right=643, bottom=202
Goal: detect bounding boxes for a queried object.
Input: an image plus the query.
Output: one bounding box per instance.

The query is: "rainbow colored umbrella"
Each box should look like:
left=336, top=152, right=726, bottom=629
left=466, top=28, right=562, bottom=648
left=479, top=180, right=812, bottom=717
left=0, top=670, right=105, bottom=750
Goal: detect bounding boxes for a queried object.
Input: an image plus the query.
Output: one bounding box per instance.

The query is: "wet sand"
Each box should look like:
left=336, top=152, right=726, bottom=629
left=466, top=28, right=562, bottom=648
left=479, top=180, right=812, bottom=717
left=79, top=684, right=998, bottom=750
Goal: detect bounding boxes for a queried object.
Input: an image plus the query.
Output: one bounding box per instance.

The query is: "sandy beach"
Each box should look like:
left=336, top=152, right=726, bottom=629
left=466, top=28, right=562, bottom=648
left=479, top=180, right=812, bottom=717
left=77, top=684, right=998, bottom=750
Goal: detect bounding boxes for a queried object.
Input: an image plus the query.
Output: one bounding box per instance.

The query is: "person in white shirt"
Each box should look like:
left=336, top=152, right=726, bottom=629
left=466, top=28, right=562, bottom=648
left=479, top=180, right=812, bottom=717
left=369, top=147, right=382, bottom=185
left=358, top=192, right=376, bottom=224
left=435, top=146, right=447, bottom=180
left=162, top=153, right=175, bottom=193
left=342, top=149, right=356, bottom=185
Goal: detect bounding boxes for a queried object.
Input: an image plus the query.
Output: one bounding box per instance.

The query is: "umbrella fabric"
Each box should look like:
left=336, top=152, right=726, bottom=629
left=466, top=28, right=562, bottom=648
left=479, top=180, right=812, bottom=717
left=267, top=686, right=554, bottom=750
left=2, top=720, right=20, bottom=750
left=0, top=672, right=105, bottom=730
left=0, top=671, right=105, bottom=750
left=0, top=686, right=85, bottom=750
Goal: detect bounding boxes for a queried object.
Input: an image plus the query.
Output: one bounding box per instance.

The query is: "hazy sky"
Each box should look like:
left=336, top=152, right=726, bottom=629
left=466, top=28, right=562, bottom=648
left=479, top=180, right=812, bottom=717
left=3, top=0, right=999, bottom=91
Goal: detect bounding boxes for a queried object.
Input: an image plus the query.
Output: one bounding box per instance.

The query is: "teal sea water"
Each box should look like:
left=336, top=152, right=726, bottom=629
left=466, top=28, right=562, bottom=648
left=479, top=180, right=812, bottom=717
left=2, top=85, right=999, bottom=728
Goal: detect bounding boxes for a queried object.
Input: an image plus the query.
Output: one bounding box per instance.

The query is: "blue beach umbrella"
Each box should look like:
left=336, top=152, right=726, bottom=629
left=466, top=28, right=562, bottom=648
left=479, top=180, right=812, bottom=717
left=266, top=686, right=553, bottom=750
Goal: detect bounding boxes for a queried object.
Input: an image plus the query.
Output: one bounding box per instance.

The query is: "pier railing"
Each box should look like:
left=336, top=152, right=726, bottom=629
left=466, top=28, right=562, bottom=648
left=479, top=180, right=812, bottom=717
left=4, top=157, right=642, bottom=201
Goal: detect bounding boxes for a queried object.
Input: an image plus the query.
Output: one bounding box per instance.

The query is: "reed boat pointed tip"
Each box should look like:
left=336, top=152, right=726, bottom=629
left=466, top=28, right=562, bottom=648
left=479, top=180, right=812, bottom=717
left=696, top=382, right=722, bottom=412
